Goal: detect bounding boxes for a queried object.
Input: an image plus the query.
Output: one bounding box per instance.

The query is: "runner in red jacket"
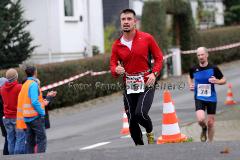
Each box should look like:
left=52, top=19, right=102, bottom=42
left=110, top=9, right=163, bottom=145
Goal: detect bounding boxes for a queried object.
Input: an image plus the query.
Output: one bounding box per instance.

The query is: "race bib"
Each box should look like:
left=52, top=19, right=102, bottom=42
left=197, top=84, right=211, bottom=97
left=126, top=75, right=145, bottom=94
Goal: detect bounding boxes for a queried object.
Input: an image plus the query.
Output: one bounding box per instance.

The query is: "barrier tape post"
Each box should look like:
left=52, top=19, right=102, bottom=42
left=171, top=48, right=182, bottom=76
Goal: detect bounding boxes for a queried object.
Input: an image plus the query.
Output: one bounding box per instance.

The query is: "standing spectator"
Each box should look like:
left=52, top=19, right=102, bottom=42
left=0, top=77, right=8, bottom=155
left=19, top=66, right=49, bottom=153
left=35, top=79, right=57, bottom=129
left=0, top=69, right=23, bottom=154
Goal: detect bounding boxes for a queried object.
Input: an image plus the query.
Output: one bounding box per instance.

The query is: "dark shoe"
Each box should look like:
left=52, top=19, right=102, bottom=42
left=200, top=127, right=207, bottom=142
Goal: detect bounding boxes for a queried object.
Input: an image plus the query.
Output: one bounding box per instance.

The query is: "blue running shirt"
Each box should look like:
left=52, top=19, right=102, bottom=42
left=189, top=64, right=224, bottom=102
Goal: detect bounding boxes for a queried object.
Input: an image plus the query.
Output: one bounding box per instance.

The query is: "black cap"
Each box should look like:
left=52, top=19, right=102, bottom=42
left=25, top=65, right=36, bottom=77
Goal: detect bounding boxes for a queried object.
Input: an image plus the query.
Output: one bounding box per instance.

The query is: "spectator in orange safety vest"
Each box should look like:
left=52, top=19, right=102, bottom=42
left=18, top=65, right=49, bottom=153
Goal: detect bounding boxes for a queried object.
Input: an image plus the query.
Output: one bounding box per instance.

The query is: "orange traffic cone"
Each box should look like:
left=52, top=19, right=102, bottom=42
left=157, top=90, right=187, bottom=144
left=225, top=84, right=237, bottom=105
left=120, top=111, right=130, bottom=135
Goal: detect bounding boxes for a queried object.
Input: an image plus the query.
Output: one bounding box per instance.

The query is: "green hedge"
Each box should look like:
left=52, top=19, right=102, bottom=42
left=141, top=1, right=168, bottom=50
left=0, top=55, right=122, bottom=110
left=182, top=25, right=240, bottom=72
left=199, top=26, right=240, bottom=64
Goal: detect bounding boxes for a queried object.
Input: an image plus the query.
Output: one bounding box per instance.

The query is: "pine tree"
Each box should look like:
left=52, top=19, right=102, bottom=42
left=0, top=0, right=35, bottom=69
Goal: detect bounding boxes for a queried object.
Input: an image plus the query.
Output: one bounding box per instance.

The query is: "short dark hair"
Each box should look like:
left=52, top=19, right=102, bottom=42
left=120, top=8, right=136, bottom=16
left=25, top=65, right=36, bottom=77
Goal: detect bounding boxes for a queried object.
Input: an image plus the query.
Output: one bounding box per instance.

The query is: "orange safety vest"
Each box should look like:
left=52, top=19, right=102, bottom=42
left=16, top=102, right=27, bottom=129
left=18, top=79, right=45, bottom=119
left=16, top=81, right=33, bottom=129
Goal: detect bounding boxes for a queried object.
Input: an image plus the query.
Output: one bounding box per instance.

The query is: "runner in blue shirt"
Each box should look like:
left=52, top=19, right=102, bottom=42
left=188, top=47, right=226, bottom=142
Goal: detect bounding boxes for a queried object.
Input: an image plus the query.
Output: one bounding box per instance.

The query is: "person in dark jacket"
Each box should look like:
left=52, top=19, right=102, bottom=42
left=35, top=79, right=56, bottom=129
left=0, top=77, right=9, bottom=155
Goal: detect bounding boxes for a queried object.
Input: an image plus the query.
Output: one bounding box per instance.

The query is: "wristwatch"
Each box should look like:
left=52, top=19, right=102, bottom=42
left=153, top=72, right=158, bottom=77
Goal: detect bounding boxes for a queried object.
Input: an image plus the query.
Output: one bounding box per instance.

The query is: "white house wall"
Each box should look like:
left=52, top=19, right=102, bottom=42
left=190, top=0, right=224, bottom=27
left=59, top=0, right=86, bottom=53
left=132, top=0, right=144, bottom=17
left=215, top=1, right=224, bottom=25
left=89, top=0, right=104, bottom=53
left=48, top=0, right=61, bottom=54
left=21, top=0, right=51, bottom=54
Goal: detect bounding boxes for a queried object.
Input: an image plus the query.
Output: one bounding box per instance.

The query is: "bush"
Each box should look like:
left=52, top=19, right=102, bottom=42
left=0, top=55, right=122, bottom=110
left=224, top=0, right=240, bottom=25
left=92, top=45, right=100, bottom=56
left=141, top=1, right=168, bottom=50
left=104, top=24, right=119, bottom=54
left=199, top=26, right=240, bottom=65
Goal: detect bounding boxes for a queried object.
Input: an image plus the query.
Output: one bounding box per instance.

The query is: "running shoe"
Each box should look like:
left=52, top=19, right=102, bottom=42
left=200, top=126, right=207, bottom=142
left=146, top=132, right=155, bottom=144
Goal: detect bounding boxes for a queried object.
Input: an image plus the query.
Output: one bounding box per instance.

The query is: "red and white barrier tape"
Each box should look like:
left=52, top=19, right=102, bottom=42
left=181, top=42, right=240, bottom=55
left=41, top=42, right=240, bottom=91
left=41, top=54, right=172, bottom=91
left=91, top=70, right=111, bottom=76
left=41, top=71, right=91, bottom=91
left=163, top=53, right=174, bottom=60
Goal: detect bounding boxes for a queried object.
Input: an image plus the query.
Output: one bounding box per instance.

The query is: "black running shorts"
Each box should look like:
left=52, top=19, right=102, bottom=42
left=195, top=99, right=217, bottom=114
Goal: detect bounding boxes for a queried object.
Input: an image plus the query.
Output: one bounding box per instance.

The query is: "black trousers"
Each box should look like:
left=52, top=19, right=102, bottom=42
left=123, top=87, right=155, bottom=145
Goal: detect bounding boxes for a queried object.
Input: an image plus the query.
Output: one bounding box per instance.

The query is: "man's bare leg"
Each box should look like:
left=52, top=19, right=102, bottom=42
left=196, top=110, right=207, bottom=142
left=207, top=115, right=215, bottom=142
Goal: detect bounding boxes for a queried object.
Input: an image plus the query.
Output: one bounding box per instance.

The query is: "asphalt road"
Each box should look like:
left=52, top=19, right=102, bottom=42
left=46, top=60, right=240, bottom=152
left=0, top=60, right=240, bottom=159
left=3, top=141, right=240, bottom=160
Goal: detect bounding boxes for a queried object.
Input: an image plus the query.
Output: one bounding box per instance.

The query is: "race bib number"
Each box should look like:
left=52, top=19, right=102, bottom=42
left=197, top=84, right=211, bottom=97
left=126, top=75, right=144, bottom=94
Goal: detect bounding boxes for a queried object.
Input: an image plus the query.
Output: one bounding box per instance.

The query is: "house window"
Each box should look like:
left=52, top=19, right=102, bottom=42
left=64, top=0, right=74, bottom=17
left=64, top=0, right=78, bottom=22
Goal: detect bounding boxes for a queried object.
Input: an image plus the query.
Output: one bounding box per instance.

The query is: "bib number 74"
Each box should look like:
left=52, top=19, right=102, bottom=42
left=197, top=84, right=211, bottom=97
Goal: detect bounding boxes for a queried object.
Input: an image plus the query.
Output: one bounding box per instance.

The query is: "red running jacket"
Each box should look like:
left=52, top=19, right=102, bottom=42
left=110, top=30, right=163, bottom=82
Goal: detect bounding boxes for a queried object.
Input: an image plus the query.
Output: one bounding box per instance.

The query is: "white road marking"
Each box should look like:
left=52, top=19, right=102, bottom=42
left=80, top=142, right=111, bottom=150
left=121, top=134, right=131, bottom=139
left=80, top=131, right=147, bottom=150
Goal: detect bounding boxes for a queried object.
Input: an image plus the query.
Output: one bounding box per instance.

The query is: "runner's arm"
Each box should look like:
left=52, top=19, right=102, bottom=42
left=188, top=68, right=194, bottom=91
left=216, top=77, right=226, bottom=85
left=148, top=35, right=163, bottom=75
left=188, top=75, right=194, bottom=91
left=211, top=66, right=226, bottom=85
left=209, top=76, right=226, bottom=85
left=110, top=44, right=120, bottom=78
